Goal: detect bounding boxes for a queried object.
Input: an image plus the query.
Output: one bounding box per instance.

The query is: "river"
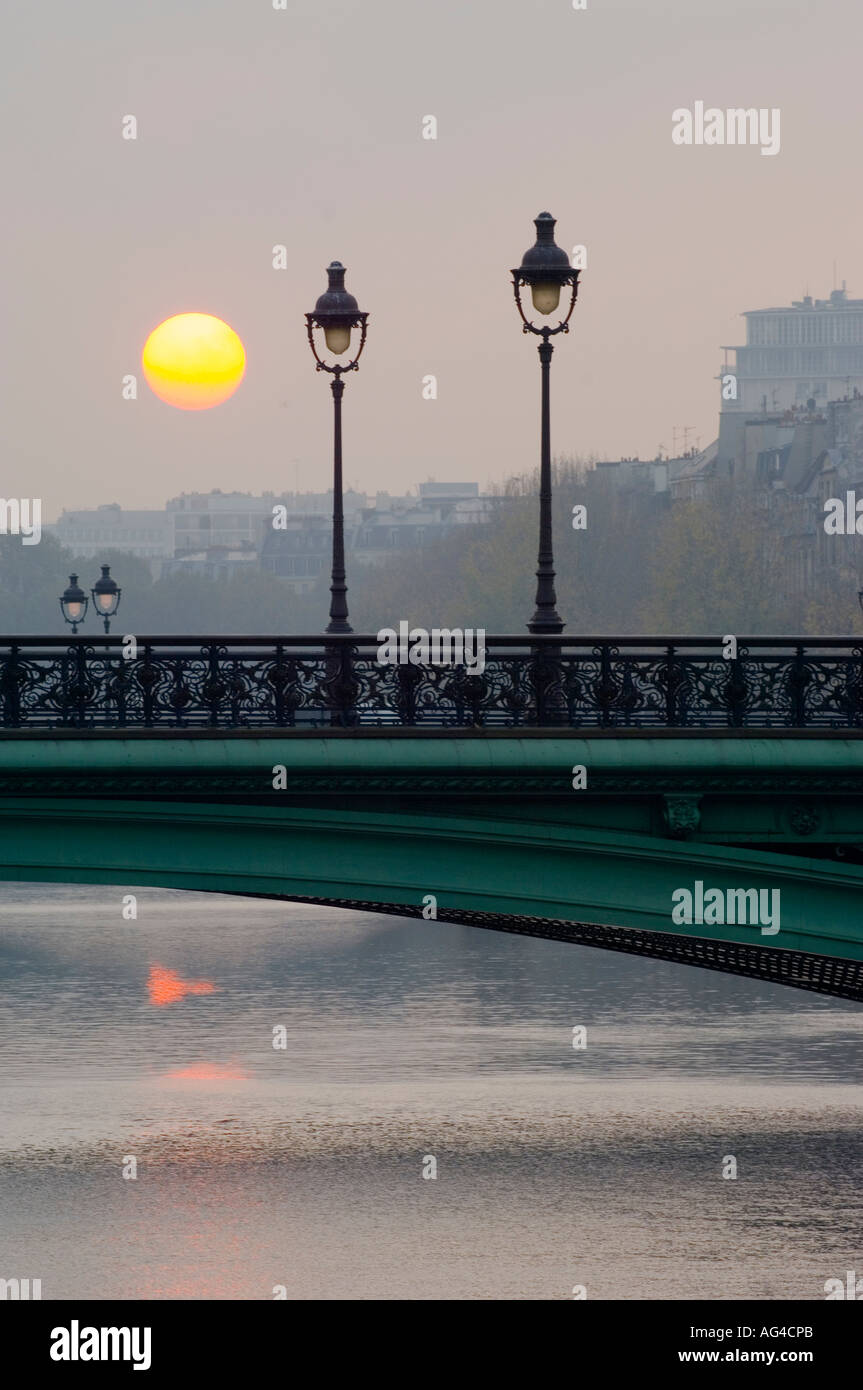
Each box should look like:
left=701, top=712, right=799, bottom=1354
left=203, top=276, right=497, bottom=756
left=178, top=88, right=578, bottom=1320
left=1, top=882, right=861, bottom=1300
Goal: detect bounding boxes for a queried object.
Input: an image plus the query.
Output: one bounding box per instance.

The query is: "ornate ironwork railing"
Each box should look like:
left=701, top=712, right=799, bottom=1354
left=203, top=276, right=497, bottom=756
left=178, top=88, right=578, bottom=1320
left=0, top=635, right=862, bottom=731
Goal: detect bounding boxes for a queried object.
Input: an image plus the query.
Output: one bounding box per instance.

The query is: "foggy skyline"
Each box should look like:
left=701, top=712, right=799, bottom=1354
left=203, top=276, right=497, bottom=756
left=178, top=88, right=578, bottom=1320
left=2, top=0, right=860, bottom=511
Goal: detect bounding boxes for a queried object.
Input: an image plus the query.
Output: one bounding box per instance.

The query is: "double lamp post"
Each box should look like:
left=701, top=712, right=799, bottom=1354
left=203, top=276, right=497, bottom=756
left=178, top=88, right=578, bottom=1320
left=305, top=210, right=579, bottom=638
left=60, top=565, right=121, bottom=635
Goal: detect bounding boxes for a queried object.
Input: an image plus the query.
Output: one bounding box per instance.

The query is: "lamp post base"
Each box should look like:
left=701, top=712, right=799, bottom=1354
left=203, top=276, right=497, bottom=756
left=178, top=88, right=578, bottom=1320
left=527, top=614, right=565, bottom=635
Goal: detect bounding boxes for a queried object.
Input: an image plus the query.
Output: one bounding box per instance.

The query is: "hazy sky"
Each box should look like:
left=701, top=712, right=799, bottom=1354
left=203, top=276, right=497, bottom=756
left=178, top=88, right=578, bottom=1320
left=2, top=0, right=859, bottom=515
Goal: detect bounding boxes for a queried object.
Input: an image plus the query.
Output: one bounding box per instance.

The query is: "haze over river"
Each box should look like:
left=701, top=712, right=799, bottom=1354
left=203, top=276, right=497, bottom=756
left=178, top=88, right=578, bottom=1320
left=1, top=883, right=861, bottom=1300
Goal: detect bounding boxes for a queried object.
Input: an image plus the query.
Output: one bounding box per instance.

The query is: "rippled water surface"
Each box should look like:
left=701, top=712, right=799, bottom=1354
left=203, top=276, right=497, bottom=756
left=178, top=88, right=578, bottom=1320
left=1, top=883, right=862, bottom=1299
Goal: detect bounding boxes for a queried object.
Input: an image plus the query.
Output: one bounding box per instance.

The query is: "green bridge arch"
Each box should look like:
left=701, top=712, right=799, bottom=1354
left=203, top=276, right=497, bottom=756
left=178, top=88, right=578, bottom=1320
left=1, top=731, right=862, bottom=998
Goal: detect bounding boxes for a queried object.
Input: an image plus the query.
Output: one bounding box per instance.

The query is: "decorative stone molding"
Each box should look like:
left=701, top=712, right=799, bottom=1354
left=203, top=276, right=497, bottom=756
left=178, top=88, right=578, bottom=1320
left=789, top=804, right=820, bottom=836
left=663, top=794, right=702, bottom=839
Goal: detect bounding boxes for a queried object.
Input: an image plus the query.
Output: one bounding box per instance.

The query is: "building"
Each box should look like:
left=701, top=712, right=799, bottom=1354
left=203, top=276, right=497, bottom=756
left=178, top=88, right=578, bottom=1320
left=48, top=504, right=173, bottom=566
left=261, top=482, right=491, bottom=592
left=719, top=286, right=863, bottom=466
left=666, top=442, right=720, bottom=503
left=582, top=449, right=721, bottom=506
left=168, top=490, right=279, bottom=557
left=160, top=545, right=260, bottom=582
left=258, top=514, right=332, bottom=594
left=50, top=483, right=492, bottom=591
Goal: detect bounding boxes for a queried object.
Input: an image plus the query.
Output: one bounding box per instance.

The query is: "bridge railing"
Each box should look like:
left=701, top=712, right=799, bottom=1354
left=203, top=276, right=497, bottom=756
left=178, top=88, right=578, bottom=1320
left=0, top=635, right=861, bottom=730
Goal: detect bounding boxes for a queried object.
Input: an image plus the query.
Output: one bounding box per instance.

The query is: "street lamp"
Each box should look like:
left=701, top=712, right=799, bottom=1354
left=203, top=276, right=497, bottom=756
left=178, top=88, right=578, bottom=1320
left=59, top=574, right=88, bottom=633
left=305, top=261, right=369, bottom=634
left=91, top=564, right=121, bottom=633
left=511, top=212, right=580, bottom=634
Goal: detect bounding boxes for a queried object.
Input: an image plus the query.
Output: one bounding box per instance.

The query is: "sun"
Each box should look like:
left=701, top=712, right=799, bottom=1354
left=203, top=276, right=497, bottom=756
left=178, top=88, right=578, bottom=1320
left=141, top=312, right=246, bottom=410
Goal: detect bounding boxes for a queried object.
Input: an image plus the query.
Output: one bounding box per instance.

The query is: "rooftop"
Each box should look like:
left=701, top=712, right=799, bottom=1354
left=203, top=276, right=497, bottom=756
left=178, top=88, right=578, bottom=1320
left=745, top=287, right=863, bottom=315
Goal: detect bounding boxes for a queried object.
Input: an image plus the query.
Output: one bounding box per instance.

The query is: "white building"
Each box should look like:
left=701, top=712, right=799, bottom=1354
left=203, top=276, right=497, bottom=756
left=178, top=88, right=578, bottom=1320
left=168, top=488, right=369, bottom=559
left=721, top=286, right=863, bottom=418
left=49, top=504, right=173, bottom=564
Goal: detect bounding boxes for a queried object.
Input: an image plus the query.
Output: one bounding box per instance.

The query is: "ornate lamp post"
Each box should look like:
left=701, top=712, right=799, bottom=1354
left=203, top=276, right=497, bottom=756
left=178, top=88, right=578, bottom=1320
left=305, top=261, right=369, bottom=635
left=511, top=212, right=580, bottom=634
left=91, top=564, right=121, bottom=634
left=59, top=574, right=88, bottom=633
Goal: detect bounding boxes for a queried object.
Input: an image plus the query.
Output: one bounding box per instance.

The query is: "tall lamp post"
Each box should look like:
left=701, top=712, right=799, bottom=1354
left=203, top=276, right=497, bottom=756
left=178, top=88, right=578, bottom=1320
left=305, top=261, right=369, bottom=635
left=511, top=212, right=580, bottom=634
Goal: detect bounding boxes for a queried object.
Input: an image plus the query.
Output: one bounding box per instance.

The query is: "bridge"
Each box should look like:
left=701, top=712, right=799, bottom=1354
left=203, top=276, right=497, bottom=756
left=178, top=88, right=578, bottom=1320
left=1, top=633, right=863, bottom=1002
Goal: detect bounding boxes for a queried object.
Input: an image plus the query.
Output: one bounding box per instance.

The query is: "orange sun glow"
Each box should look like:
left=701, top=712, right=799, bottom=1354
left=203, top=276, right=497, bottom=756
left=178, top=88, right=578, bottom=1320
left=141, top=312, right=246, bottom=410
left=147, top=964, right=217, bottom=1006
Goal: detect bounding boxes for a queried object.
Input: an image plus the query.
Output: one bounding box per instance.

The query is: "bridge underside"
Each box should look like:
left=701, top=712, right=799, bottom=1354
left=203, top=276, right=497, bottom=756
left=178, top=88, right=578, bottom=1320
left=1, top=732, right=862, bottom=1002
left=273, top=898, right=863, bottom=1004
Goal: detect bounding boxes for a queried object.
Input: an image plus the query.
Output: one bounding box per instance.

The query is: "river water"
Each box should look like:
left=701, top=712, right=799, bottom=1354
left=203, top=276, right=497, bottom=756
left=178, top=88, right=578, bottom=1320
left=1, top=882, right=861, bottom=1300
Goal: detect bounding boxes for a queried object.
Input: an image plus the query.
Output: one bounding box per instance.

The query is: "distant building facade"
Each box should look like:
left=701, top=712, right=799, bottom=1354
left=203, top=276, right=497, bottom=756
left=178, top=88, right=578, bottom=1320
left=168, top=490, right=278, bottom=558
left=261, top=482, right=492, bottom=593
left=49, top=484, right=490, bottom=591
left=48, top=504, right=173, bottom=565
left=719, top=286, right=863, bottom=467
left=585, top=450, right=720, bottom=507
left=722, top=286, right=863, bottom=414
